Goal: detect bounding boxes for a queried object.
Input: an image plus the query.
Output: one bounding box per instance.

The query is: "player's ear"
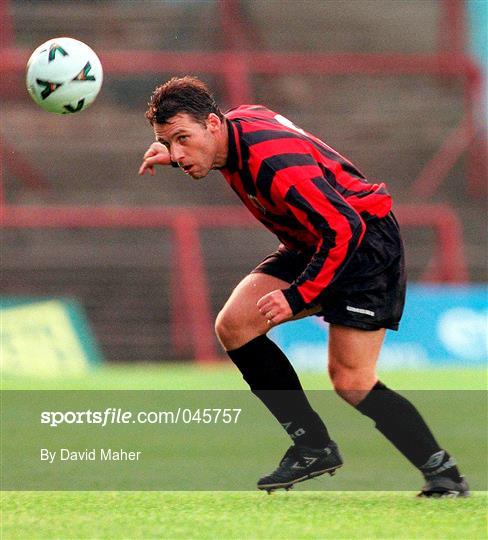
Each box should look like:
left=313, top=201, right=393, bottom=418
left=206, top=113, right=221, bottom=132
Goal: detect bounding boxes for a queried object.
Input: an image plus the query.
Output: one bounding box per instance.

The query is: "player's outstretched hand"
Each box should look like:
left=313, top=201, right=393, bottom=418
left=138, top=142, right=172, bottom=176
left=257, top=290, right=293, bottom=326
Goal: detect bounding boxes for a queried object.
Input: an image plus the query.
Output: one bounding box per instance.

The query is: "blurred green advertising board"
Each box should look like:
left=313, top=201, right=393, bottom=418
left=1, top=298, right=103, bottom=376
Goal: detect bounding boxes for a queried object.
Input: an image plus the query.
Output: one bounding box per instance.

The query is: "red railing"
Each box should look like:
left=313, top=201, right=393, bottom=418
left=0, top=48, right=481, bottom=101
left=1, top=204, right=468, bottom=361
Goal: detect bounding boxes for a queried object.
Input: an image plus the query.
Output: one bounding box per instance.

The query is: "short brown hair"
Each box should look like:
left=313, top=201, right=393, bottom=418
left=145, top=76, right=223, bottom=126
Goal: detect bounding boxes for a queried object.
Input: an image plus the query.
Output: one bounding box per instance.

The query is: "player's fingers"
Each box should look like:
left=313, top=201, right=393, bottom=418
left=256, top=296, right=272, bottom=310
left=268, top=311, right=287, bottom=325
left=139, top=161, right=156, bottom=176
left=138, top=162, right=147, bottom=175
left=266, top=312, right=285, bottom=325
left=258, top=303, right=272, bottom=316
left=143, top=155, right=163, bottom=166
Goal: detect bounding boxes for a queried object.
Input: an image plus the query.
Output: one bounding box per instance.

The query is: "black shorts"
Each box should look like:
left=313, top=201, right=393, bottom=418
left=251, top=213, right=406, bottom=331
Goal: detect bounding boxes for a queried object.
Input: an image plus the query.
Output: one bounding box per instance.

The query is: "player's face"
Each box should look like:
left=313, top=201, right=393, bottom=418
left=154, top=113, right=223, bottom=180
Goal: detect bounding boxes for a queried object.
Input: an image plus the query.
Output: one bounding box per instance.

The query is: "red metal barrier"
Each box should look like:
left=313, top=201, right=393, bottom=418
left=440, top=0, right=466, bottom=56
left=1, top=48, right=480, bottom=79
left=1, top=204, right=468, bottom=361
left=409, top=115, right=482, bottom=198
left=171, top=214, right=215, bottom=360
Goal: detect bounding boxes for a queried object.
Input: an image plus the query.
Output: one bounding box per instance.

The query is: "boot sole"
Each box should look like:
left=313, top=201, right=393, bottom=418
left=257, top=464, right=343, bottom=493
left=417, top=489, right=470, bottom=498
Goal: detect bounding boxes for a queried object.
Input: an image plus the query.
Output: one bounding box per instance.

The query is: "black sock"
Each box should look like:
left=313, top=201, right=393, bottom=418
left=227, top=335, right=330, bottom=448
left=356, top=382, right=462, bottom=481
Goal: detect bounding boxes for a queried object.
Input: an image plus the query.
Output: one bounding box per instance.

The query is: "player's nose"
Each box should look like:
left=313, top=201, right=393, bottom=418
left=170, top=144, right=185, bottom=164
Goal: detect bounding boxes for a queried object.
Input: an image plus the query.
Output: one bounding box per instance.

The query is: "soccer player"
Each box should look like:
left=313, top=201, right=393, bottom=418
left=139, top=76, right=469, bottom=497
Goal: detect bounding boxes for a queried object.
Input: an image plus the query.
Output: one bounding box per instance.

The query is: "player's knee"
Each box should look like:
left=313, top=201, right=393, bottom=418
left=329, top=364, right=375, bottom=405
left=214, top=308, right=246, bottom=349
left=215, top=308, right=268, bottom=350
left=328, top=361, right=351, bottom=389
left=215, top=309, right=233, bottom=345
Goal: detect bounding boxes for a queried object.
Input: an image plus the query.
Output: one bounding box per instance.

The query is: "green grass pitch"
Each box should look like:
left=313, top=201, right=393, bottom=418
left=2, top=365, right=487, bottom=539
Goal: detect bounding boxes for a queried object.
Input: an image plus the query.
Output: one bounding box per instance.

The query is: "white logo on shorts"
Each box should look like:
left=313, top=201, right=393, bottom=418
left=346, top=306, right=375, bottom=317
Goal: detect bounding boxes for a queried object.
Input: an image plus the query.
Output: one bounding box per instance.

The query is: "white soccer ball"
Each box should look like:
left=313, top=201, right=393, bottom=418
left=26, top=37, right=103, bottom=114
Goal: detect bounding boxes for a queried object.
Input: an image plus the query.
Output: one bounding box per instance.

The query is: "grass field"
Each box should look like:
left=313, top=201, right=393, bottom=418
left=2, top=491, right=486, bottom=539
left=1, top=365, right=487, bottom=539
left=3, top=363, right=487, bottom=390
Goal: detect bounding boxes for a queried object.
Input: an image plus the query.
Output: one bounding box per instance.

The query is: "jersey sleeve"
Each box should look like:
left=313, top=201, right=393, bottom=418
left=277, top=173, right=366, bottom=314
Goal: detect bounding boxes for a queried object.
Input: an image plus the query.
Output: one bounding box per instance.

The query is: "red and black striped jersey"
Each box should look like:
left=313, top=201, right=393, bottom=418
left=220, top=105, right=392, bottom=314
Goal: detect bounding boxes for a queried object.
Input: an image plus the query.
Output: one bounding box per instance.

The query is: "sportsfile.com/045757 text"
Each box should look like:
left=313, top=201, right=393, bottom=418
left=40, top=408, right=242, bottom=427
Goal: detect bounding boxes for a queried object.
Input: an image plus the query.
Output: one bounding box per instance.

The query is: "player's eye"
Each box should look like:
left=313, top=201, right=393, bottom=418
left=178, top=135, right=188, bottom=143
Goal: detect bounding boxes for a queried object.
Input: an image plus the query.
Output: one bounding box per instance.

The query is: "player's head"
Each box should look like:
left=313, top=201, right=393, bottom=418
left=146, top=76, right=227, bottom=179
left=146, top=76, right=223, bottom=126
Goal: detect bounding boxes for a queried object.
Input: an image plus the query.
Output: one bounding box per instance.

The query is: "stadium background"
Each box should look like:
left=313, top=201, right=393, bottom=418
left=1, top=2, right=487, bottom=539
left=1, top=0, right=486, bottom=365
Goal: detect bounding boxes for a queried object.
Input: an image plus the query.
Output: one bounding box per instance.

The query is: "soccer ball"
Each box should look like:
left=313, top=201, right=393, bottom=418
left=26, top=37, right=103, bottom=114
